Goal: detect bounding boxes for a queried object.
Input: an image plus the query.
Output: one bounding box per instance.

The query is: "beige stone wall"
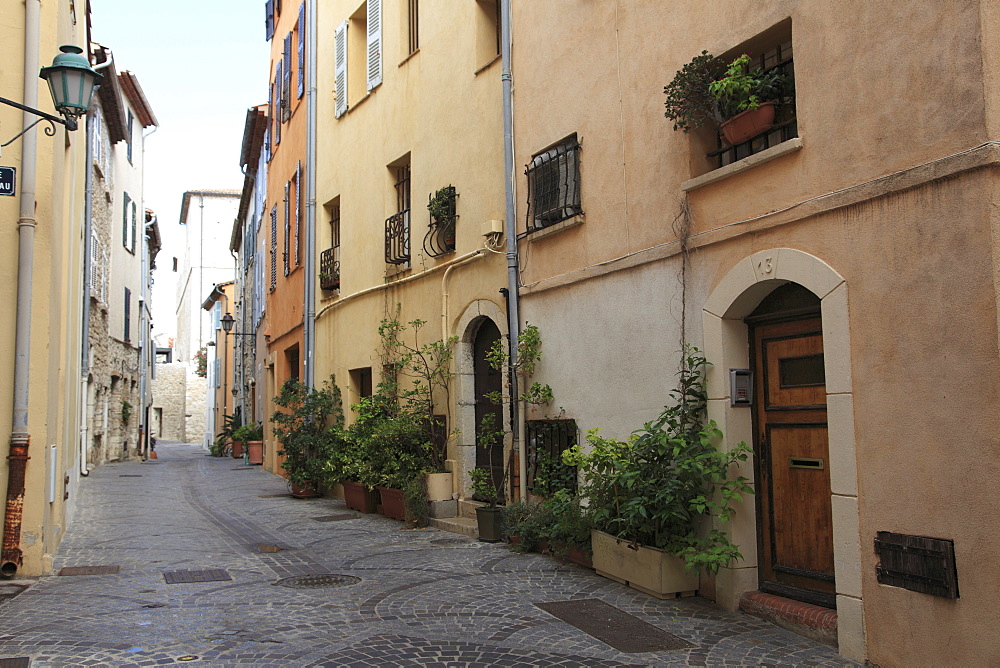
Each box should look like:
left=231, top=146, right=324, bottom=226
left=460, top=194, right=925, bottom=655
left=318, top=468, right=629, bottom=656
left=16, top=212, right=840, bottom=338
left=151, top=363, right=189, bottom=441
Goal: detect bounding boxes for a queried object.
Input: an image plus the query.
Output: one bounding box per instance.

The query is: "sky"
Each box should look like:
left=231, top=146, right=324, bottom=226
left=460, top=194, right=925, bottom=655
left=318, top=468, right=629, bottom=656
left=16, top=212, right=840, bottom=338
left=89, top=0, right=270, bottom=344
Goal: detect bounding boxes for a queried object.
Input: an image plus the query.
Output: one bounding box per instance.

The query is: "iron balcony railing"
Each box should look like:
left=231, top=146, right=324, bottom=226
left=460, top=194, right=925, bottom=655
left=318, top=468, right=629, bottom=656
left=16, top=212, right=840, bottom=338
left=385, top=209, right=410, bottom=265
left=423, top=185, right=457, bottom=258
left=319, top=245, right=340, bottom=290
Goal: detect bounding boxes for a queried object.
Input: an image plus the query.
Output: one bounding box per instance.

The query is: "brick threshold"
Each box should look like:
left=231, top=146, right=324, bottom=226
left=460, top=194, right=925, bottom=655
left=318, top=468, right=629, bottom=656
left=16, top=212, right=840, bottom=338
left=739, top=591, right=837, bottom=648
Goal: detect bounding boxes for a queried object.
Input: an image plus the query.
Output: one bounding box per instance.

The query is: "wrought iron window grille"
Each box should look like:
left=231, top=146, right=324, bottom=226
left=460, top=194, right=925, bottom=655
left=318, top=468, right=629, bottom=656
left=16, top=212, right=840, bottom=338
left=525, top=136, right=582, bottom=233
left=385, top=209, right=410, bottom=265
left=320, top=246, right=340, bottom=291
left=526, top=419, right=579, bottom=495
left=423, top=185, right=457, bottom=258
left=708, top=43, right=796, bottom=168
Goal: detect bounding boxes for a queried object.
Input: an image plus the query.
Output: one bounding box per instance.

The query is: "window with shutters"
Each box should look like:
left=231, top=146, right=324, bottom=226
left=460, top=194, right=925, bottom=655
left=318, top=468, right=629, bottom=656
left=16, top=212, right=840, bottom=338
left=294, top=162, right=301, bottom=266
left=525, top=135, right=583, bottom=233
left=334, top=20, right=348, bottom=118
left=283, top=181, right=291, bottom=276
left=130, top=199, right=137, bottom=254
left=270, top=205, right=278, bottom=291
left=404, top=0, right=418, bottom=58
left=320, top=198, right=341, bottom=291
left=297, top=3, right=305, bottom=98
left=265, top=0, right=275, bottom=41
left=126, top=110, right=134, bottom=164
left=282, top=32, right=292, bottom=121
left=123, top=192, right=133, bottom=251
left=475, top=0, right=501, bottom=71
left=337, top=0, right=381, bottom=116
left=123, top=287, right=131, bottom=342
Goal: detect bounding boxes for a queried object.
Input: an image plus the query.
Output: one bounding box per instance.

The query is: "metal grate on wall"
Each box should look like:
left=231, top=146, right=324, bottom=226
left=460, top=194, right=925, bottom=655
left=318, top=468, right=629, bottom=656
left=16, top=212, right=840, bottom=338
left=526, top=419, right=578, bottom=495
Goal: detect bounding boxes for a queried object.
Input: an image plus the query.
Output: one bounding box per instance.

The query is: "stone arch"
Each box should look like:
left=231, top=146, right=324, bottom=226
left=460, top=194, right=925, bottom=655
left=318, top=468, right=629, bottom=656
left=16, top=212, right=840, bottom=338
left=452, top=299, right=508, bottom=499
left=702, top=248, right=863, bottom=659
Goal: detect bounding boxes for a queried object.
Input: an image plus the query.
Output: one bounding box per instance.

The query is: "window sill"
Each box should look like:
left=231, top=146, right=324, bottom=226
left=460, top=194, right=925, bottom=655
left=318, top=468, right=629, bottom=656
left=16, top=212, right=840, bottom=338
left=475, top=54, right=501, bottom=76
left=343, top=91, right=374, bottom=117
left=399, top=49, right=419, bottom=67
left=681, top=137, right=803, bottom=192
left=525, top=214, right=584, bottom=241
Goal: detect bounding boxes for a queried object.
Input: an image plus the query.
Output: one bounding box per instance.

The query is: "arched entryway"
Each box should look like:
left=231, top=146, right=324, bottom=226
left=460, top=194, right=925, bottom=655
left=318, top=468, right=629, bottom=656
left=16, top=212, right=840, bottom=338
left=472, top=319, right=504, bottom=502
left=701, top=248, right=863, bottom=660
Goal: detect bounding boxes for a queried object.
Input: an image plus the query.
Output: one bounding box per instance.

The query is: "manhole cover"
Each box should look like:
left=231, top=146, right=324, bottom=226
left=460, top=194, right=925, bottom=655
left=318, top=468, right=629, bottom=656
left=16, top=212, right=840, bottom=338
left=58, top=565, right=121, bottom=576
left=255, top=544, right=286, bottom=553
left=163, top=569, right=231, bottom=584
left=535, top=599, right=694, bottom=652
left=431, top=538, right=470, bottom=546
left=311, top=514, right=358, bottom=522
left=274, top=574, right=360, bottom=589
left=0, top=658, right=30, bottom=668
left=141, top=603, right=166, bottom=608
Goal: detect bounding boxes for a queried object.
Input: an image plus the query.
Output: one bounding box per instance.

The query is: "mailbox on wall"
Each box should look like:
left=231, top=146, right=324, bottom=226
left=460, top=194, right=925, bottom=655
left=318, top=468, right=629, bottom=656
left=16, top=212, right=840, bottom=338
left=730, top=369, right=753, bottom=406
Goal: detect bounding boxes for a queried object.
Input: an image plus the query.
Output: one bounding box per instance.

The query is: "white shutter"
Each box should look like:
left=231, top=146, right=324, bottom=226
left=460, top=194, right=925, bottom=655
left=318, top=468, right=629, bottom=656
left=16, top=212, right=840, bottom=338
left=294, top=162, right=301, bottom=266
left=366, top=0, right=382, bottom=91
left=334, top=20, right=348, bottom=118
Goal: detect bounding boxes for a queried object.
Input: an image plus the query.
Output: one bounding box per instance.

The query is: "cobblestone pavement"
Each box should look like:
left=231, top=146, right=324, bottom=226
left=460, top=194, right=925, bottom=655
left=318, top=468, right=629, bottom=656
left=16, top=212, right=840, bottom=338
left=0, top=442, right=856, bottom=667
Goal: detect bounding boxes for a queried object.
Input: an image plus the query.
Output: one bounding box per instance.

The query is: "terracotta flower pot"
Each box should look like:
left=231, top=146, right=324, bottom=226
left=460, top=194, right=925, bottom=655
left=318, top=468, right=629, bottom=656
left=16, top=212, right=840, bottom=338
left=376, top=486, right=406, bottom=521
left=719, top=101, right=776, bottom=146
left=246, top=440, right=263, bottom=465
left=343, top=481, right=378, bottom=513
left=231, top=440, right=243, bottom=458
left=290, top=480, right=318, bottom=498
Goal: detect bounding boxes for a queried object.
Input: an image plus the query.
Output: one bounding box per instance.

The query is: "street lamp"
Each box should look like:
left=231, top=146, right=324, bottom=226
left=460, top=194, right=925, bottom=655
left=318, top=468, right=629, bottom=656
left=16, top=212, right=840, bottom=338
left=221, top=312, right=255, bottom=337
left=1, top=45, right=102, bottom=147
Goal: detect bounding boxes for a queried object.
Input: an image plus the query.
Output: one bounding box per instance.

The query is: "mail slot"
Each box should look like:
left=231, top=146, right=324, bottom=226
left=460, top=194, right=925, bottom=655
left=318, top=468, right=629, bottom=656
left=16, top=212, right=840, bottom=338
left=789, top=457, right=824, bottom=469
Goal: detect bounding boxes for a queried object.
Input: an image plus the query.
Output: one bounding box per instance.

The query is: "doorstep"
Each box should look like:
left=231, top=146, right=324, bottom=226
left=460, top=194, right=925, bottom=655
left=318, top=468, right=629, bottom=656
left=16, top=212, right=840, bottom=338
left=738, top=591, right=838, bottom=647
left=428, top=515, right=478, bottom=538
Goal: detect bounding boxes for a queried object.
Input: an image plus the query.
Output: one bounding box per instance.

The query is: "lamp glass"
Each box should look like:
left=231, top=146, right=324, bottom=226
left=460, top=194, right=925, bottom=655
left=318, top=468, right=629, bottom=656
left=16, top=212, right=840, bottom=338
left=221, top=313, right=234, bottom=333
left=39, top=45, right=102, bottom=119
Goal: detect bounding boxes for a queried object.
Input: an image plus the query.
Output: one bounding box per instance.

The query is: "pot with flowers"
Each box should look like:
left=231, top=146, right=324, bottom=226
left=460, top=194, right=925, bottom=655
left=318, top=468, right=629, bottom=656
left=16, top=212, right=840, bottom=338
left=664, top=51, right=788, bottom=146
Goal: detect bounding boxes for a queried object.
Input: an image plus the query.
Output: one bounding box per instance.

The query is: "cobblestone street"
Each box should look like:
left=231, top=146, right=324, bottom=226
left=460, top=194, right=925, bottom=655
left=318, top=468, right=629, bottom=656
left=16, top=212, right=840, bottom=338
left=0, top=442, right=854, bottom=667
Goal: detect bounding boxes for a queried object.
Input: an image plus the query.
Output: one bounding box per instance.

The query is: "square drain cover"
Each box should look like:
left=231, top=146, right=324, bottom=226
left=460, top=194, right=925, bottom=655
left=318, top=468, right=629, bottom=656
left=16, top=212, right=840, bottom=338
left=0, top=658, right=30, bottom=668
left=118, top=475, right=143, bottom=478
left=58, top=565, right=121, bottom=576
left=163, top=569, right=231, bottom=584
left=535, top=599, right=694, bottom=652
left=311, top=514, right=358, bottom=522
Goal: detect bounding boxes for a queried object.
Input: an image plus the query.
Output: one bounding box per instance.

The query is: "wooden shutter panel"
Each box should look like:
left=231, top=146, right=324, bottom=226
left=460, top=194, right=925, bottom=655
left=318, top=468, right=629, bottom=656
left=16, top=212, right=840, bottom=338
left=284, top=181, right=290, bottom=276
left=294, top=162, right=301, bottom=266
left=270, top=206, right=277, bottom=290
left=366, top=0, right=382, bottom=91
left=334, top=20, right=348, bottom=118
left=122, top=193, right=130, bottom=248
left=131, top=200, right=138, bottom=253
left=265, top=0, right=274, bottom=40
left=274, top=63, right=282, bottom=143
left=297, top=3, right=305, bottom=99
left=283, top=33, right=292, bottom=120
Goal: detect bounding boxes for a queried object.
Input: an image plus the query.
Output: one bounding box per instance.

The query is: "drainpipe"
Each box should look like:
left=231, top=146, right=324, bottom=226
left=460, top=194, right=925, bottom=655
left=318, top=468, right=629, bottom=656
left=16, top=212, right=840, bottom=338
left=499, top=0, right=526, bottom=500
left=2, top=0, right=40, bottom=578
left=303, top=0, right=317, bottom=391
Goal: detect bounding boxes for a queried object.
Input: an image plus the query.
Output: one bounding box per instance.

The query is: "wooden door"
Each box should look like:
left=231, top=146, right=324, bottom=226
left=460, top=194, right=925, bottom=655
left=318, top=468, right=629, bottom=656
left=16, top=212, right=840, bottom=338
left=752, top=317, right=836, bottom=608
left=473, top=319, right=504, bottom=502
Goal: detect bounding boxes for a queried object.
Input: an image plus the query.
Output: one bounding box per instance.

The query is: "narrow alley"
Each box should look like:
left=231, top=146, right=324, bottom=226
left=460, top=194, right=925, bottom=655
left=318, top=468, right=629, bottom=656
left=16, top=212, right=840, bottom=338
left=0, top=442, right=851, bottom=667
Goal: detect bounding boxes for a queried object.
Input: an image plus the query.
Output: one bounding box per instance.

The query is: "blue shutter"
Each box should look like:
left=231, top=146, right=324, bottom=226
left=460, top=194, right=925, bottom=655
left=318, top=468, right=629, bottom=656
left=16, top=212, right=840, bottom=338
left=265, top=0, right=274, bottom=41
left=297, top=3, right=305, bottom=98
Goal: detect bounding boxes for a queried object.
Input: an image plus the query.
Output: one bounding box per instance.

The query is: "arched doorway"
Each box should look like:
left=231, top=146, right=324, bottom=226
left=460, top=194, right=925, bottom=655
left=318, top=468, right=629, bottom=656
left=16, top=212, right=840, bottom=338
left=472, top=318, right=504, bottom=502
left=747, top=283, right=834, bottom=607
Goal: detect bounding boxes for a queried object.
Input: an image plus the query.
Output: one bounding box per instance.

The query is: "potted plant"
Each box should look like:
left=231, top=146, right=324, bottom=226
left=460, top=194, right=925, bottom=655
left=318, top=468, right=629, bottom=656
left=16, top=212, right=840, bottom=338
left=469, top=412, right=509, bottom=542
left=215, top=413, right=242, bottom=458
left=427, top=185, right=457, bottom=250
left=664, top=51, right=787, bottom=146
left=233, top=423, right=264, bottom=465
left=563, top=346, right=754, bottom=598
left=271, top=376, right=345, bottom=499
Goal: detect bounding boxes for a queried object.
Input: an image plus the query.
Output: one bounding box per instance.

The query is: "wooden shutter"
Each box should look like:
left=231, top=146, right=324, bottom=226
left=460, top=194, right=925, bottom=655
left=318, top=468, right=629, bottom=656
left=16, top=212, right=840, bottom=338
left=297, top=3, right=305, bottom=99
left=366, top=0, right=382, bottom=91
left=270, top=206, right=277, bottom=290
left=334, top=20, right=348, bottom=118
left=283, top=181, right=290, bottom=276
left=124, top=288, right=131, bottom=341
left=131, top=200, right=138, bottom=254
left=274, top=63, right=282, bottom=143
left=282, top=33, right=292, bottom=120
left=122, top=193, right=130, bottom=248
left=294, top=162, right=301, bottom=266
left=265, top=0, right=275, bottom=41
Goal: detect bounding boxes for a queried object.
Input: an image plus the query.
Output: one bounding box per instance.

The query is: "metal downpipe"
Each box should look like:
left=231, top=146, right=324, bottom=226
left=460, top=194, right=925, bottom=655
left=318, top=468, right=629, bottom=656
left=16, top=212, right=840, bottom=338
left=304, top=0, right=317, bottom=391
left=3, top=0, right=41, bottom=578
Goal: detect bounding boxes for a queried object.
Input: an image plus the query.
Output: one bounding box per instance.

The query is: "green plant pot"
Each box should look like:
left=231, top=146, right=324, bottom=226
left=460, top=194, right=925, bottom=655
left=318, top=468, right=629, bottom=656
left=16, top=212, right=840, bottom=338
left=476, top=506, right=503, bottom=543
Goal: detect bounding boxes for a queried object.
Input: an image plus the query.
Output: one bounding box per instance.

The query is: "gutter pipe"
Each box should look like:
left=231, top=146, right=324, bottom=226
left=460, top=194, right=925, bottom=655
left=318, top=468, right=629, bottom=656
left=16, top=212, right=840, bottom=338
left=304, top=0, right=317, bottom=390
left=2, top=0, right=41, bottom=578
left=499, top=0, right=526, bottom=500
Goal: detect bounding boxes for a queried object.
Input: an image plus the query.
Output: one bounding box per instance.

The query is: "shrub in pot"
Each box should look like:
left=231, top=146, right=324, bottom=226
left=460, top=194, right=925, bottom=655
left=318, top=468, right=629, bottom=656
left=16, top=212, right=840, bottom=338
left=564, top=346, right=753, bottom=595
left=271, top=376, right=346, bottom=498
left=232, top=423, right=264, bottom=465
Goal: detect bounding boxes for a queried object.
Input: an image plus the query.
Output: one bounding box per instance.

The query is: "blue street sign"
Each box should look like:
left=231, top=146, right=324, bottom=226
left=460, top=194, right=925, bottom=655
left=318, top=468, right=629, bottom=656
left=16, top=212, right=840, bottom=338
left=0, top=167, right=15, bottom=197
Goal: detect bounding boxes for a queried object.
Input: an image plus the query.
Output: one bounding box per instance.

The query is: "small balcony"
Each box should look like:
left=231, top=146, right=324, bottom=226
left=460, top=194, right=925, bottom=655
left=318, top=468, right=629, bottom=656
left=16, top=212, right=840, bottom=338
left=319, top=246, right=340, bottom=291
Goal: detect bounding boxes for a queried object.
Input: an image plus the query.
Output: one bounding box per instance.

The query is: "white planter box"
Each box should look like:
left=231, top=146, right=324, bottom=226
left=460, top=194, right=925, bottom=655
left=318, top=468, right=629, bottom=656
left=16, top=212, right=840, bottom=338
left=425, top=472, right=453, bottom=501
left=591, top=529, right=699, bottom=599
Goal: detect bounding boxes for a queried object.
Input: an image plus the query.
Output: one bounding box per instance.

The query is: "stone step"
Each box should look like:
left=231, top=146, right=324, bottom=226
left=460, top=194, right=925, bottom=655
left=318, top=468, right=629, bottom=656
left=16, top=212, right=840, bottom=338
left=458, top=499, right=487, bottom=519
left=429, top=515, right=479, bottom=538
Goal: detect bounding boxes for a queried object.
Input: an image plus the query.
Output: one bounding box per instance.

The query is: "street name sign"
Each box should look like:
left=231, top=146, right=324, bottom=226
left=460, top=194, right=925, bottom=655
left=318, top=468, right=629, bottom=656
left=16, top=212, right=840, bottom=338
left=0, top=166, right=15, bottom=197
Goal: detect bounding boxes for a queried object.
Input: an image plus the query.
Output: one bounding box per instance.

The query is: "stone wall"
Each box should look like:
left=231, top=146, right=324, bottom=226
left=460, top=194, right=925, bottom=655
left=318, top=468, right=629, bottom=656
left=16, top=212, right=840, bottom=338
left=151, top=362, right=188, bottom=441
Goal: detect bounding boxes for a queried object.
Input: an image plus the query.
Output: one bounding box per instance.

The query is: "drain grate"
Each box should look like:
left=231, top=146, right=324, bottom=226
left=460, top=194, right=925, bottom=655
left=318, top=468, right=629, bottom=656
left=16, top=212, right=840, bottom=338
left=255, top=543, right=287, bottom=553
left=431, top=538, right=471, bottom=546
left=258, top=493, right=288, bottom=498
left=58, top=565, right=121, bottom=576
left=0, top=658, right=30, bottom=668
left=231, top=467, right=256, bottom=471
left=274, top=574, right=360, bottom=589
left=311, top=514, right=358, bottom=522
left=535, top=599, right=694, bottom=653
left=118, top=474, right=143, bottom=478
left=141, top=603, right=167, bottom=608
left=163, top=569, right=231, bottom=584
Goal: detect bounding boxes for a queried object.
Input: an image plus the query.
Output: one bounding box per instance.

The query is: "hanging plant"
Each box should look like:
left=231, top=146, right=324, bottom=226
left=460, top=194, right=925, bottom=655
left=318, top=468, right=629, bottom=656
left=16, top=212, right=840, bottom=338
left=121, top=400, right=132, bottom=426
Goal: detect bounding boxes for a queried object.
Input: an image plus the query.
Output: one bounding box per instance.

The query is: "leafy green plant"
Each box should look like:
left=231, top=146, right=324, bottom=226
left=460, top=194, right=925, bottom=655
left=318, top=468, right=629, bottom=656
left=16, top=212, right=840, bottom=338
left=120, top=400, right=132, bottom=427
left=427, top=185, right=457, bottom=228
left=271, top=376, right=347, bottom=488
left=194, top=347, right=208, bottom=378
left=403, top=472, right=429, bottom=528
left=232, top=423, right=263, bottom=443
left=664, top=51, right=787, bottom=132
left=500, top=500, right=553, bottom=552
left=531, top=448, right=577, bottom=498
left=563, top=346, right=753, bottom=574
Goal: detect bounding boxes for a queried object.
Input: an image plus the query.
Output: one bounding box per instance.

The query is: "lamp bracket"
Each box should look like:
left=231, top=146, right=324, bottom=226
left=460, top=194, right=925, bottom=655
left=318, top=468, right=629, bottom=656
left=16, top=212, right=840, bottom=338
left=0, top=95, right=72, bottom=152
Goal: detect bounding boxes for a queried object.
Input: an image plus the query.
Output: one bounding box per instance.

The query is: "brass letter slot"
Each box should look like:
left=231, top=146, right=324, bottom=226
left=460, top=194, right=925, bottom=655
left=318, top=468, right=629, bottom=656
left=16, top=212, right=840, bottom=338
left=789, top=457, right=824, bottom=470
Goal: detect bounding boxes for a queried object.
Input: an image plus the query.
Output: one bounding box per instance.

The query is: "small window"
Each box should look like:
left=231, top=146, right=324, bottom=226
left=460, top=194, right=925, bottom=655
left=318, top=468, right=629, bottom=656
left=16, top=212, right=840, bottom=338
left=320, top=199, right=341, bottom=291
left=123, top=287, right=131, bottom=342
left=122, top=192, right=133, bottom=250
left=172, top=257, right=178, bottom=272
left=350, top=367, right=373, bottom=401
left=475, top=0, right=501, bottom=69
left=126, top=110, right=134, bottom=164
left=405, top=0, right=419, bottom=56
left=525, top=135, right=582, bottom=233
left=385, top=161, right=411, bottom=266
